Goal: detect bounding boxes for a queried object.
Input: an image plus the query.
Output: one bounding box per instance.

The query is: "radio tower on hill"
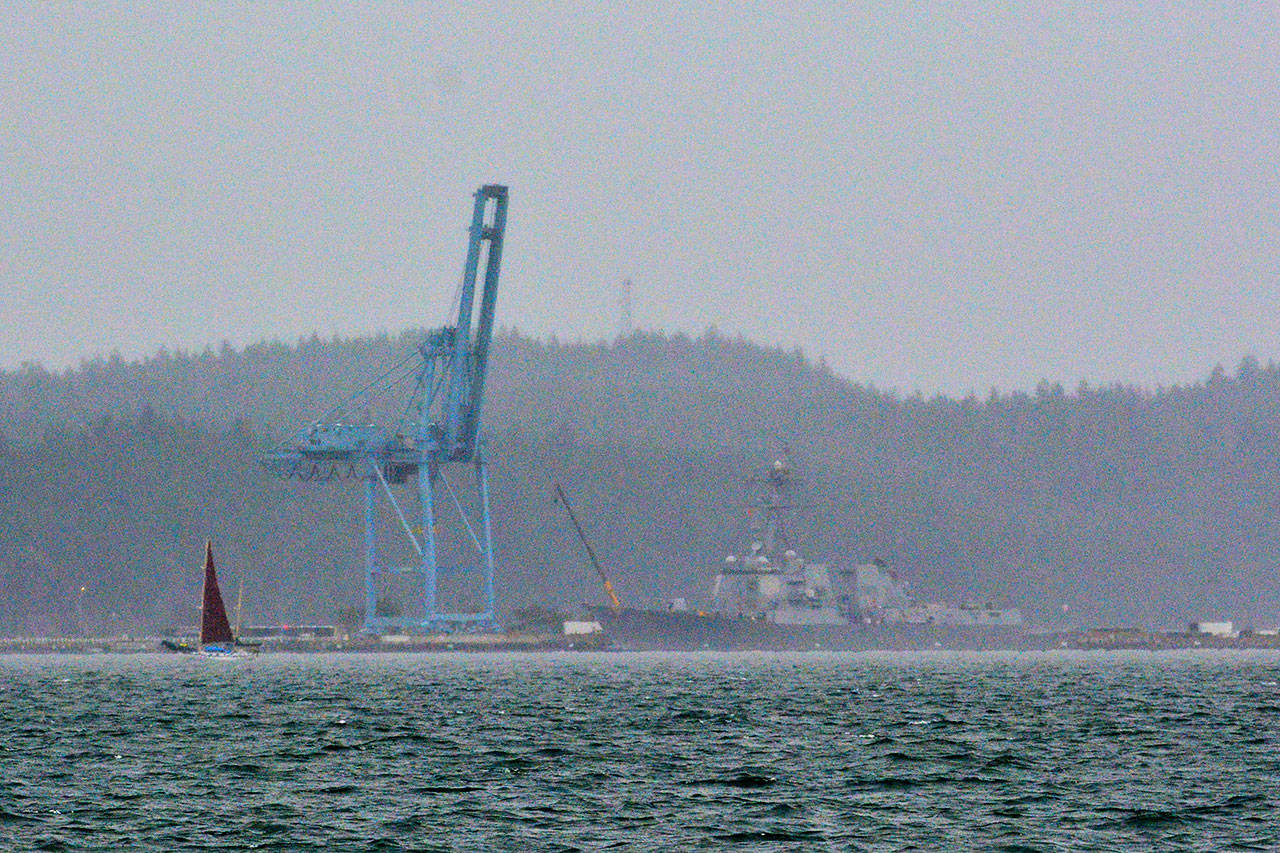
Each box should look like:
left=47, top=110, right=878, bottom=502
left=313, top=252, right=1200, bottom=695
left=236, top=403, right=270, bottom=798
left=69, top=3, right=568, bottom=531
left=617, top=278, right=634, bottom=340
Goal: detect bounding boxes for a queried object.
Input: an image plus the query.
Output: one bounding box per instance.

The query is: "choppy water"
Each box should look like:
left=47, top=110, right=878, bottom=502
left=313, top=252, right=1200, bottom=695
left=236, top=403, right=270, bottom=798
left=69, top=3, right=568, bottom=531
left=2, top=650, right=1278, bottom=851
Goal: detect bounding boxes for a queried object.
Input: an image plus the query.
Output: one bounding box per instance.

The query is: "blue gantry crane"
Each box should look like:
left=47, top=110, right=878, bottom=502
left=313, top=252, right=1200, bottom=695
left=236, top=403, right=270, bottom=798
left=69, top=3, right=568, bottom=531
left=260, top=184, right=509, bottom=633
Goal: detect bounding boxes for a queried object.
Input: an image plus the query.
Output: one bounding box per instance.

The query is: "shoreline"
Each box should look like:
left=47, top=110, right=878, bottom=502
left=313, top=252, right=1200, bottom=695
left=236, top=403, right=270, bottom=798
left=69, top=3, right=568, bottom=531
left=2, top=628, right=1280, bottom=654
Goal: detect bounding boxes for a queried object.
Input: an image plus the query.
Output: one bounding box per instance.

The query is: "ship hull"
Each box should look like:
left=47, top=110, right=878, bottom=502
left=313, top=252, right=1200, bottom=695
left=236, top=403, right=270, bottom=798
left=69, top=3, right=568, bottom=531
left=587, top=606, right=1029, bottom=651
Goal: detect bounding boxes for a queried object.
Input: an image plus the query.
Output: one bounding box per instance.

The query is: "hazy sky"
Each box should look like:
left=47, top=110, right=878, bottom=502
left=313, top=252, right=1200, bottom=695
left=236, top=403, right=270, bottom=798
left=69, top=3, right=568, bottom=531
left=2, top=3, right=1277, bottom=395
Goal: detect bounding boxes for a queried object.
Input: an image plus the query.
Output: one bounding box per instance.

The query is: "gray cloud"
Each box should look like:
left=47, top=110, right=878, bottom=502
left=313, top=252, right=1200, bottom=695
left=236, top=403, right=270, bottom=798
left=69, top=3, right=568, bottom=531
left=1, top=2, right=1277, bottom=394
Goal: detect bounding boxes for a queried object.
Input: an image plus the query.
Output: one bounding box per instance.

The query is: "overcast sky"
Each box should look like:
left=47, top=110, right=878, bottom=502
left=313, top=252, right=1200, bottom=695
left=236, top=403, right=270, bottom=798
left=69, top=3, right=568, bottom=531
left=1, top=3, right=1277, bottom=395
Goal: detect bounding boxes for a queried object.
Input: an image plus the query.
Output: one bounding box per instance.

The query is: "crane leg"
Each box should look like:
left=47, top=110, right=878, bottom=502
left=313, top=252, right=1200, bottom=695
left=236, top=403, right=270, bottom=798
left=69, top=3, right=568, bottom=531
left=477, top=452, right=497, bottom=627
left=419, top=456, right=439, bottom=626
left=363, top=472, right=378, bottom=631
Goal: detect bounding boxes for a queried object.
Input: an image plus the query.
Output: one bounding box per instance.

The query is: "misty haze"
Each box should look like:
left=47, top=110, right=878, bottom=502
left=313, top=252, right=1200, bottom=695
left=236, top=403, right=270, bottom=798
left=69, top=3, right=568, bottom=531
left=4, top=5, right=1280, bottom=850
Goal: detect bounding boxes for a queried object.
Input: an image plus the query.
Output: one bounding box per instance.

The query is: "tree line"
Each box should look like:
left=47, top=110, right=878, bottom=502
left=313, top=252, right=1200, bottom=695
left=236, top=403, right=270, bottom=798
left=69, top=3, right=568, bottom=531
left=1, top=330, right=1278, bottom=634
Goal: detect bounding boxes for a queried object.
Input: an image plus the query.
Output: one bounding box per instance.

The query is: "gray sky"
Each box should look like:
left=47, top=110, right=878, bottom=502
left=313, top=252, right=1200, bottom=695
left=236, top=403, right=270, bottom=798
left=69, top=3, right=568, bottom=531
left=2, top=2, right=1277, bottom=395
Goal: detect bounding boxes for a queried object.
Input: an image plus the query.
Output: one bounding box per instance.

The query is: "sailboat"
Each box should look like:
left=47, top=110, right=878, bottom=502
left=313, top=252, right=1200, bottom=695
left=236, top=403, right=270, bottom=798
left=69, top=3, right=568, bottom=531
left=162, top=541, right=257, bottom=656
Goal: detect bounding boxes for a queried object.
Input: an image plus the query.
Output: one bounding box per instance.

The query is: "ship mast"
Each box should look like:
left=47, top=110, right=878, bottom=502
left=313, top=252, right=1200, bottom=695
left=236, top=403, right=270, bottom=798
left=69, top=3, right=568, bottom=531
left=753, top=449, right=798, bottom=558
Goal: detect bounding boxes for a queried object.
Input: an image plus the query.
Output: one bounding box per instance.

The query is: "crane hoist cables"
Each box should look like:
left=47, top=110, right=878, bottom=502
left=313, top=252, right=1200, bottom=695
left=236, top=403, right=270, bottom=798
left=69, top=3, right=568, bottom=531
left=313, top=348, right=420, bottom=425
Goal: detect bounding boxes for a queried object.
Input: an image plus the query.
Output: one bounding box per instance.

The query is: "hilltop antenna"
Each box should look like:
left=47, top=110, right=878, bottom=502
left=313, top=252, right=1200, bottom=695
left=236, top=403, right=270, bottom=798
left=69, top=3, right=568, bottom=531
left=617, top=278, right=634, bottom=339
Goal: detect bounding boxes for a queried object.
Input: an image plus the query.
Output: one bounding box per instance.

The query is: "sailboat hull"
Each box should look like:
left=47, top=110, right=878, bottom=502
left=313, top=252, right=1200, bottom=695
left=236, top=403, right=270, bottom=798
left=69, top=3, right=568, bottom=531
left=196, top=644, right=250, bottom=658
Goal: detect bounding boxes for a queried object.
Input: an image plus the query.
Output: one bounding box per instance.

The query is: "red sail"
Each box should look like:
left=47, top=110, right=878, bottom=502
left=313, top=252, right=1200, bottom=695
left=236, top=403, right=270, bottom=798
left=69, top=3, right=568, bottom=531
left=199, top=540, right=235, bottom=646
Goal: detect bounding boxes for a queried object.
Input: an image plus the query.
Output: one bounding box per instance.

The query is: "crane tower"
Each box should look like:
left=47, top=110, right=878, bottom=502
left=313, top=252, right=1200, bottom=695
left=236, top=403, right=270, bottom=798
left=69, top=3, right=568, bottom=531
left=260, top=184, right=509, bottom=633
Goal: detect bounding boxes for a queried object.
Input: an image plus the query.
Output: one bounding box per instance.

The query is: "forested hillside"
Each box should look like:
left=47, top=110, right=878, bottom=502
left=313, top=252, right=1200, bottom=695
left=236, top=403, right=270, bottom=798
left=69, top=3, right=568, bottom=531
left=2, top=330, right=1279, bottom=635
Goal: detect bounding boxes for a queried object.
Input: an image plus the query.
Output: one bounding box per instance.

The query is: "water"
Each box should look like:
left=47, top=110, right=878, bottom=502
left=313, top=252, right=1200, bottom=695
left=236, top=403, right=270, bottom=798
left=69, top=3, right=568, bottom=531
left=1, top=650, right=1277, bottom=851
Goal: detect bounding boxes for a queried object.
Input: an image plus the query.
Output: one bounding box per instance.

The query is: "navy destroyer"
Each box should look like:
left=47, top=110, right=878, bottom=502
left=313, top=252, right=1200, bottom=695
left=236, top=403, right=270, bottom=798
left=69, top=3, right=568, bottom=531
left=585, top=453, right=1024, bottom=650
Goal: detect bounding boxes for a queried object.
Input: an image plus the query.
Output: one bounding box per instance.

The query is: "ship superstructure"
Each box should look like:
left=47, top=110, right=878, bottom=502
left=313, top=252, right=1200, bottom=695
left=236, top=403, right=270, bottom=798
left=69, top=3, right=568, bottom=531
left=586, top=452, right=1025, bottom=650
left=855, top=560, right=1024, bottom=628
left=711, top=453, right=849, bottom=626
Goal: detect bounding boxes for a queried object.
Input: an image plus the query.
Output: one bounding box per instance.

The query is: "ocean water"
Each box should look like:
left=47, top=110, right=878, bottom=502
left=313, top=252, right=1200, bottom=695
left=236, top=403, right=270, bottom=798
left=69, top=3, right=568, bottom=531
left=1, top=650, right=1277, bottom=852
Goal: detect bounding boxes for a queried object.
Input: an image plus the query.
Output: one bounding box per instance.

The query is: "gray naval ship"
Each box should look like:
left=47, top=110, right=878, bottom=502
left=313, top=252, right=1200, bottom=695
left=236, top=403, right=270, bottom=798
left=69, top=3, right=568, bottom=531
left=588, top=453, right=1024, bottom=650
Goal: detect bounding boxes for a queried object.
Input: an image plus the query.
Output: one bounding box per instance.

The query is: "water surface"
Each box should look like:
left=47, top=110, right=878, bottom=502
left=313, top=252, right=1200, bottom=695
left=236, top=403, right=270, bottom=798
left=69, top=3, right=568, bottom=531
left=2, top=650, right=1277, bottom=851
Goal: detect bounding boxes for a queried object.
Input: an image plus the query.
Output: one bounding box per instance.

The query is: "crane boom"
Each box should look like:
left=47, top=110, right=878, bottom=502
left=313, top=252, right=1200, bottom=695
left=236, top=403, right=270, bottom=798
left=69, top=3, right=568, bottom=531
left=553, top=481, right=623, bottom=614
left=442, top=184, right=508, bottom=462
left=458, top=184, right=507, bottom=460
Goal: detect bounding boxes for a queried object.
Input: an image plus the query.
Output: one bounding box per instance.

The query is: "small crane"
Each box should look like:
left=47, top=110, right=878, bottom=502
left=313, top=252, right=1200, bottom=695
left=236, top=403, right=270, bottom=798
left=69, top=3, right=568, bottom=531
left=261, top=185, right=509, bottom=633
left=553, top=480, right=623, bottom=614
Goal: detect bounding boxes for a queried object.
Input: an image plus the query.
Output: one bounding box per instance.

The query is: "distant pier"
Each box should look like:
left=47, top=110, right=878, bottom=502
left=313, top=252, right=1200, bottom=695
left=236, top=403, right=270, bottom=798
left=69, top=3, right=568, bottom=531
left=0, top=631, right=604, bottom=655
